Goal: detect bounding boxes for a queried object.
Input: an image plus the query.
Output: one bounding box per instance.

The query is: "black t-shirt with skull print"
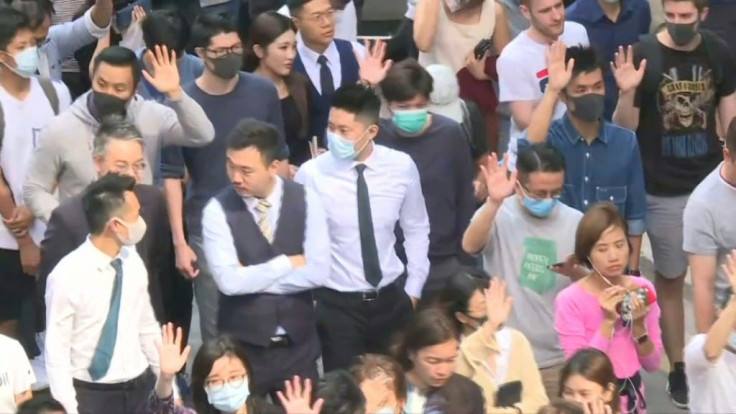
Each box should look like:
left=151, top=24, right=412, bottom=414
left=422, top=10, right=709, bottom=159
left=633, top=38, right=736, bottom=196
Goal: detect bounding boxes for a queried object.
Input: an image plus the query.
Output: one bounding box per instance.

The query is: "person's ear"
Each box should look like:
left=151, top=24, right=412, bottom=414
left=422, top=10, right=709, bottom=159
left=519, top=4, right=532, bottom=21
left=699, top=7, right=709, bottom=22
left=93, top=155, right=106, bottom=176
left=194, top=46, right=205, bottom=61
left=291, top=17, right=301, bottom=32
left=455, top=311, right=470, bottom=325
left=268, top=159, right=281, bottom=175
left=602, top=382, right=616, bottom=404
left=253, top=44, right=265, bottom=60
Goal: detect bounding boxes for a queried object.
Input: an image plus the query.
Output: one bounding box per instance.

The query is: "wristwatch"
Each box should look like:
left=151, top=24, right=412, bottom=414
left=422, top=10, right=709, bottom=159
left=636, top=333, right=649, bottom=344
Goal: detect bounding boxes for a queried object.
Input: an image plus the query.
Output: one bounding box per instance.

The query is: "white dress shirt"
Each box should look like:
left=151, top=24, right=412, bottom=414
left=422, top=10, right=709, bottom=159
left=45, top=239, right=162, bottom=413
left=202, top=176, right=331, bottom=298
left=295, top=144, right=430, bottom=298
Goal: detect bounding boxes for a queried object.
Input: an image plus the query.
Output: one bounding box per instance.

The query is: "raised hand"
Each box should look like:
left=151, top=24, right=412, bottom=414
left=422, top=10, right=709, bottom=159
left=156, top=323, right=191, bottom=380
left=132, top=5, right=146, bottom=23
left=485, top=278, right=513, bottom=331
left=545, top=41, right=574, bottom=93
left=480, top=152, right=518, bottom=204
left=277, top=376, right=324, bottom=414
left=583, top=397, right=613, bottom=414
left=142, top=45, right=182, bottom=98
left=357, top=39, right=393, bottom=86
left=611, top=45, right=647, bottom=93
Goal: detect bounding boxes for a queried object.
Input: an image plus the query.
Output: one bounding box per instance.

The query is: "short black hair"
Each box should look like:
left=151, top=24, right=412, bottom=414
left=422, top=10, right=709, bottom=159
left=331, top=84, right=381, bottom=126
left=82, top=173, right=136, bottom=235
left=92, top=46, right=142, bottom=86
left=286, top=0, right=313, bottom=15
left=8, top=0, right=53, bottom=30
left=17, top=395, right=67, bottom=414
left=566, top=46, right=606, bottom=86
left=227, top=118, right=281, bottom=165
left=0, top=6, right=30, bottom=51
left=141, top=9, right=189, bottom=57
left=516, top=143, right=566, bottom=183
left=380, top=59, right=434, bottom=103
left=316, top=370, right=366, bottom=414
left=190, top=11, right=239, bottom=49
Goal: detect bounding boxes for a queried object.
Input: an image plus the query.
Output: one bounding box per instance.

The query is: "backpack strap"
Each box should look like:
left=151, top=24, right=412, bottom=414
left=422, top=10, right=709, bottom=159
left=38, top=78, right=59, bottom=115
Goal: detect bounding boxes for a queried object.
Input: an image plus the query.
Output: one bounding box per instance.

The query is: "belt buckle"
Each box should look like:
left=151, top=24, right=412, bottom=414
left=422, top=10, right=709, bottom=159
left=362, top=290, right=379, bottom=302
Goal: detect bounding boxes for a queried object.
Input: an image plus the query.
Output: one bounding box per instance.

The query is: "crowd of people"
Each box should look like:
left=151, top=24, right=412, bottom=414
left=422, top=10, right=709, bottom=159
left=0, top=0, right=735, bottom=413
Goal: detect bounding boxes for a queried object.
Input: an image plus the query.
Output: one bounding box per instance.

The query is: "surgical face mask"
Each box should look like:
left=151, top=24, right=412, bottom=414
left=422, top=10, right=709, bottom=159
left=112, top=216, right=147, bottom=246
left=206, top=378, right=250, bottom=413
left=376, top=408, right=396, bottom=414
left=1, top=46, right=39, bottom=78
left=208, top=53, right=243, bottom=80
left=327, top=129, right=370, bottom=160
left=666, top=21, right=698, bottom=46
left=92, top=91, right=128, bottom=120
left=392, top=108, right=430, bottom=135
left=569, top=93, right=605, bottom=123
left=522, top=196, right=557, bottom=218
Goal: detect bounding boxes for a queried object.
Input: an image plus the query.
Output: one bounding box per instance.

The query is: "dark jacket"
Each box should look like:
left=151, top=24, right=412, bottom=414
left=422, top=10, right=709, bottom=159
left=38, top=184, right=171, bottom=328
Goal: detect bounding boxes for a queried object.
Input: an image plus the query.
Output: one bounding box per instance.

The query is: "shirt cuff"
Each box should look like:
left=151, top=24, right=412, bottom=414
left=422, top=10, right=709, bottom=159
left=83, top=8, right=110, bottom=38
left=626, top=218, right=646, bottom=236
left=404, top=276, right=424, bottom=299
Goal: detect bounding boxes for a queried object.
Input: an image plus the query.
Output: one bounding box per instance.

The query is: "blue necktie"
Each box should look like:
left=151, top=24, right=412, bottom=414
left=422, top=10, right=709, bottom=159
left=88, top=258, right=123, bottom=381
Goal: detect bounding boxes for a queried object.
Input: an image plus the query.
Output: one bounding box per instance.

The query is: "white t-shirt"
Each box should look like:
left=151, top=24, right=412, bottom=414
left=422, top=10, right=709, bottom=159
left=684, top=334, right=736, bottom=414
left=0, top=334, right=36, bottom=413
left=0, top=78, right=71, bottom=249
left=496, top=22, right=589, bottom=167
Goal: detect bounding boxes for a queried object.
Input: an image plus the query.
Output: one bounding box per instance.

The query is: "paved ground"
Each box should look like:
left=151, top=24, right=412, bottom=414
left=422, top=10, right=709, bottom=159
left=187, top=237, right=694, bottom=413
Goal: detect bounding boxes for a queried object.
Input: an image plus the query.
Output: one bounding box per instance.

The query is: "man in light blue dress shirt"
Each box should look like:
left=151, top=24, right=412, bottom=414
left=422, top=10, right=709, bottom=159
left=201, top=118, right=330, bottom=399
left=295, top=84, right=431, bottom=372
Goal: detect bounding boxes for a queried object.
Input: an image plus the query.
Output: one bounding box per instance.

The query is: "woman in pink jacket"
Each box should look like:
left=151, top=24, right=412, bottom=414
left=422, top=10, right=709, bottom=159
left=554, top=203, right=663, bottom=414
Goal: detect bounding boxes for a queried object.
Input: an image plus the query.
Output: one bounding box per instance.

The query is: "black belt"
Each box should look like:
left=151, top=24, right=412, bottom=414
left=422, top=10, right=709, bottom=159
left=73, top=369, right=152, bottom=391
left=617, top=372, right=645, bottom=414
left=316, top=278, right=403, bottom=305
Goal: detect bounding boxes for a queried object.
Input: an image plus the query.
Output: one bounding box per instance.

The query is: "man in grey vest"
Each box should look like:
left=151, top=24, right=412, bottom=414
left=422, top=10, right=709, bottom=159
left=201, top=118, right=330, bottom=399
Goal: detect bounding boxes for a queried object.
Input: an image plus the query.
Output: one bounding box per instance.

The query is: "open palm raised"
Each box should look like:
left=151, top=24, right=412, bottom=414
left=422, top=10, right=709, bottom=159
left=142, top=45, right=182, bottom=97
left=480, top=152, right=518, bottom=204
left=356, top=39, right=393, bottom=86
left=611, top=45, right=647, bottom=93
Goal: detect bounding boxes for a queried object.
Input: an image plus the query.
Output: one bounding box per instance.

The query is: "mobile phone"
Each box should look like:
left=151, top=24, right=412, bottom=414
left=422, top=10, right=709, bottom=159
left=548, top=262, right=565, bottom=269
left=495, top=381, right=522, bottom=407
left=114, top=0, right=151, bottom=32
left=474, top=39, right=492, bottom=60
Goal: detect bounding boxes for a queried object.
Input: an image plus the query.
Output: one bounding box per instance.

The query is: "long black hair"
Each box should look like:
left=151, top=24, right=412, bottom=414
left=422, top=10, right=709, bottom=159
left=437, top=267, right=490, bottom=334
left=191, top=335, right=254, bottom=414
left=393, top=307, right=458, bottom=371
left=244, top=11, right=296, bottom=72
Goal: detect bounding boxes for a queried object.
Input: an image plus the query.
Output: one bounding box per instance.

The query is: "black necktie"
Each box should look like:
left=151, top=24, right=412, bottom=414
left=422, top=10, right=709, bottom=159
left=317, top=55, right=335, bottom=96
left=356, top=164, right=382, bottom=287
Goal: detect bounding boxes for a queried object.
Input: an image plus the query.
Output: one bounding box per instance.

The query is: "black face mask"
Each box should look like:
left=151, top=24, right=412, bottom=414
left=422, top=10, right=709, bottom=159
left=569, top=93, right=605, bottom=123
left=208, top=53, right=243, bottom=80
left=666, top=21, right=699, bottom=46
left=91, top=91, right=128, bottom=121
left=463, top=314, right=488, bottom=330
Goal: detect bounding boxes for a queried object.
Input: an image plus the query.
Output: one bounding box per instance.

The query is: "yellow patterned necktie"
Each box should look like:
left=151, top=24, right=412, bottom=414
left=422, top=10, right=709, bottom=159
left=256, top=199, right=273, bottom=243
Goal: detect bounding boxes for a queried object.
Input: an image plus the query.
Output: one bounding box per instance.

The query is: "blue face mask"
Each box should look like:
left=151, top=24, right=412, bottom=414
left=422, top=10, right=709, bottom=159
left=392, top=108, right=429, bottom=134
left=522, top=196, right=557, bottom=218
left=2, top=46, right=38, bottom=78
left=327, top=129, right=370, bottom=160
left=206, top=379, right=250, bottom=413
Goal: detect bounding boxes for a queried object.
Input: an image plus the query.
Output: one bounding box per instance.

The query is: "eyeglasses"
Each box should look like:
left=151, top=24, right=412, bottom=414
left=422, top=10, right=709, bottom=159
left=113, top=162, right=146, bottom=175
left=301, top=8, right=336, bottom=24
left=205, top=374, right=246, bottom=392
left=517, top=181, right=563, bottom=200
left=204, top=45, right=245, bottom=59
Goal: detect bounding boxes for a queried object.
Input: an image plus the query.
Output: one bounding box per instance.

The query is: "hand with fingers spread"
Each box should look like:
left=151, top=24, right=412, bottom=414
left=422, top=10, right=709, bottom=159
left=481, top=152, right=518, bottom=205
left=277, top=376, right=324, bottom=414
left=545, top=41, right=574, bottom=93
left=599, top=286, right=627, bottom=322
left=157, top=323, right=191, bottom=381
left=357, top=39, right=393, bottom=86
left=611, top=45, right=647, bottom=93
left=132, top=5, right=146, bottom=23
left=485, top=278, right=514, bottom=332
left=142, top=45, right=182, bottom=99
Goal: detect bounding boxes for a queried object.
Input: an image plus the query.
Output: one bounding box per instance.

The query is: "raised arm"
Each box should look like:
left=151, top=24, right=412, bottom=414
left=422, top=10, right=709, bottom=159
left=51, top=1, right=112, bottom=62
left=526, top=41, right=573, bottom=144
left=611, top=46, right=646, bottom=130
left=461, top=153, right=517, bottom=255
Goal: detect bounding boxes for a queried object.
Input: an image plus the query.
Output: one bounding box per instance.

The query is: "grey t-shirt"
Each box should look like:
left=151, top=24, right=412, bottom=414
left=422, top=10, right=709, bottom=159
left=683, top=163, right=735, bottom=304
left=478, top=196, right=583, bottom=368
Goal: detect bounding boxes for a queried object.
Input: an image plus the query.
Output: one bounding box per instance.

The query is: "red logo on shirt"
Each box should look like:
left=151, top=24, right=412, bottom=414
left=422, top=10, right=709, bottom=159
left=537, top=68, right=550, bottom=93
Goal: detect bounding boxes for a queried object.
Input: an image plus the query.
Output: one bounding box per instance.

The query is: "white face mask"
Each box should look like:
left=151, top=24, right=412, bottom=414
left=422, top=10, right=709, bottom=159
left=112, top=216, right=147, bottom=246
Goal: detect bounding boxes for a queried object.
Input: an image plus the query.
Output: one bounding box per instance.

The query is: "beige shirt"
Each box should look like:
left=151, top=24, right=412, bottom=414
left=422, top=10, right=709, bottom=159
left=456, top=327, right=549, bottom=414
left=418, top=0, right=496, bottom=73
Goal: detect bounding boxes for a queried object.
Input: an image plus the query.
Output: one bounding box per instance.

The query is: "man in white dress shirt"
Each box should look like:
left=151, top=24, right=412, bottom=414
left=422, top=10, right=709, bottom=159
left=295, top=84, right=431, bottom=371
left=45, top=174, right=164, bottom=414
left=202, top=118, right=330, bottom=399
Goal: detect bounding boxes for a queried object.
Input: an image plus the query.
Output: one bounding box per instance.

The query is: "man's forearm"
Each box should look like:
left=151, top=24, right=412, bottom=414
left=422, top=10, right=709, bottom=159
left=612, top=89, right=639, bottom=130
left=526, top=89, right=559, bottom=143
left=628, top=235, right=643, bottom=270
left=163, top=179, right=187, bottom=246
left=90, top=0, right=113, bottom=29
left=462, top=200, right=501, bottom=255
left=165, top=92, right=215, bottom=147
